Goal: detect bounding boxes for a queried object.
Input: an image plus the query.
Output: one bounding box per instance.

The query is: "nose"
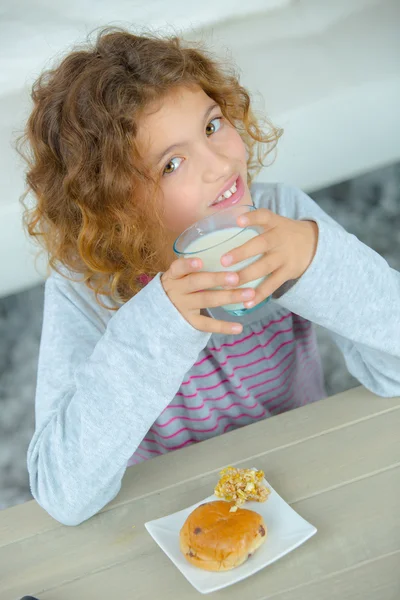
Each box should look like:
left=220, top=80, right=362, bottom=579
left=200, top=143, right=232, bottom=184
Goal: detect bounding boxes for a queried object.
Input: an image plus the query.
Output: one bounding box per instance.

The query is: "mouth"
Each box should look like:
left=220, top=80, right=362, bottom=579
left=209, top=174, right=245, bottom=210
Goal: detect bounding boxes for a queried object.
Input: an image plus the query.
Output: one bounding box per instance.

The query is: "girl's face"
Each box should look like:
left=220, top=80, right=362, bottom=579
left=138, top=86, right=252, bottom=243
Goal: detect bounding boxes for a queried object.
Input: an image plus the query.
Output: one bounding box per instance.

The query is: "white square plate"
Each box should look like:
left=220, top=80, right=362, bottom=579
left=145, top=476, right=317, bottom=594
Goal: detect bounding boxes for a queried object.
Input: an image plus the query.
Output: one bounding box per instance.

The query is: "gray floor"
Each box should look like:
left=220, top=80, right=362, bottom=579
left=0, top=162, right=399, bottom=510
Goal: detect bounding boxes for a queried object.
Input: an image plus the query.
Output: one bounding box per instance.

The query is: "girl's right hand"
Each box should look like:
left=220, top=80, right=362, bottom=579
left=161, top=257, right=256, bottom=335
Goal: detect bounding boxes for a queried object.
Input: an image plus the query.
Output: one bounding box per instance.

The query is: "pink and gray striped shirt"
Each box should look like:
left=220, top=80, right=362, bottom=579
left=128, top=308, right=325, bottom=464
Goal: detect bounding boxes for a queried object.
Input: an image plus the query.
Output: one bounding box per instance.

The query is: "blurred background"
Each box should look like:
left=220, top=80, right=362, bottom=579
left=1, top=0, right=399, bottom=510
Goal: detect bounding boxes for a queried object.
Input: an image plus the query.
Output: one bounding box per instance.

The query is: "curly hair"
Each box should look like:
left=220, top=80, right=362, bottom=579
left=18, top=27, right=282, bottom=306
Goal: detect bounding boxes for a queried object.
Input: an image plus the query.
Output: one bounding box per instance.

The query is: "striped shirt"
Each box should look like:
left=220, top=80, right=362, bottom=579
left=128, top=308, right=325, bottom=465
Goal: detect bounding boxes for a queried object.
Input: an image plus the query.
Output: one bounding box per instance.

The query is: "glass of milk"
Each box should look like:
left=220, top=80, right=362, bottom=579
left=173, top=205, right=270, bottom=316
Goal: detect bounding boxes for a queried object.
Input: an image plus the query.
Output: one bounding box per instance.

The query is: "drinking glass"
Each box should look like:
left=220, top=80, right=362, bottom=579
left=173, top=205, right=270, bottom=316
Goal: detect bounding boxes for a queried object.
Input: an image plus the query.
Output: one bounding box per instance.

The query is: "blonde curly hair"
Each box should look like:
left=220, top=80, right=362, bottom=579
left=18, top=27, right=282, bottom=306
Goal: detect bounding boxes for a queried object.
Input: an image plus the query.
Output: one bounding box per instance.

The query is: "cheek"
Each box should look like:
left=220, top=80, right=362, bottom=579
left=225, top=126, right=247, bottom=163
left=161, top=184, right=201, bottom=233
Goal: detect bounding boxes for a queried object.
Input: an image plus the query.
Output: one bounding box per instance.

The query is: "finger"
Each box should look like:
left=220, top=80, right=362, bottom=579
left=187, top=287, right=256, bottom=310
left=237, top=252, right=283, bottom=285
left=182, top=270, right=240, bottom=294
left=193, top=314, right=243, bottom=336
left=237, top=208, right=278, bottom=229
left=166, top=257, right=203, bottom=280
left=242, top=268, right=288, bottom=308
left=220, top=227, right=281, bottom=267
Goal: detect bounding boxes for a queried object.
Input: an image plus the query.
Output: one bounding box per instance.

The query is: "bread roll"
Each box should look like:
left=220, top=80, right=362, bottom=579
left=179, top=500, right=267, bottom=571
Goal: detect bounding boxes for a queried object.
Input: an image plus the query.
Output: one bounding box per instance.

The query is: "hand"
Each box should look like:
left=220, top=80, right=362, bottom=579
left=220, top=209, right=318, bottom=309
left=161, top=258, right=257, bottom=335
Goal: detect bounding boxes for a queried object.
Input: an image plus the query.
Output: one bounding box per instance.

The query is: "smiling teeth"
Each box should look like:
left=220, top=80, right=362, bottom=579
left=215, top=181, right=237, bottom=204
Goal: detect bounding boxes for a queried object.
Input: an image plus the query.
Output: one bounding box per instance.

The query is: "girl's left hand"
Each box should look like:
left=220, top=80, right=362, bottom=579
left=220, top=208, right=318, bottom=308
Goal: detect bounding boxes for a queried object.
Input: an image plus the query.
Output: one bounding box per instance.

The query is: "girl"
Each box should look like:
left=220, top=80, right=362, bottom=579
left=21, top=28, right=400, bottom=526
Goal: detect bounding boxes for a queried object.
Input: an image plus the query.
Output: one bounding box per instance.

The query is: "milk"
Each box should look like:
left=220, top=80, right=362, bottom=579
left=184, top=227, right=266, bottom=312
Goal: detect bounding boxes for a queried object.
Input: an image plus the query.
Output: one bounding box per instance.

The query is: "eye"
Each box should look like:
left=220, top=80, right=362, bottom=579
left=206, top=116, right=223, bottom=137
left=163, top=156, right=183, bottom=176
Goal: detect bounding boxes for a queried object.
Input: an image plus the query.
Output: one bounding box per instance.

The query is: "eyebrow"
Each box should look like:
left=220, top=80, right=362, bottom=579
left=154, top=102, right=220, bottom=164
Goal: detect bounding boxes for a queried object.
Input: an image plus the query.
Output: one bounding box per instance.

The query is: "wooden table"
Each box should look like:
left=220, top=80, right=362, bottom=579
left=1, top=386, right=399, bottom=600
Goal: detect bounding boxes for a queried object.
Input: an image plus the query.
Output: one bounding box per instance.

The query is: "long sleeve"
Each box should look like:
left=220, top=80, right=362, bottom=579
left=257, top=182, right=400, bottom=397
left=27, top=273, right=210, bottom=526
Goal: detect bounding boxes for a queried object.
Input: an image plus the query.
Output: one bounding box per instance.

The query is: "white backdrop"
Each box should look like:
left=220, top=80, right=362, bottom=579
left=1, top=0, right=399, bottom=296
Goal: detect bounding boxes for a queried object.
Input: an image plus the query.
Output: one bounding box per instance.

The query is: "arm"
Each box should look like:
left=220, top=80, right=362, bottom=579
left=28, top=273, right=210, bottom=526
left=262, top=182, right=400, bottom=397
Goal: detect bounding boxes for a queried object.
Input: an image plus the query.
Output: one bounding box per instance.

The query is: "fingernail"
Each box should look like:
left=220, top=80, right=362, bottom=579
left=231, top=324, right=242, bottom=333
left=190, top=259, right=200, bottom=268
left=245, top=300, right=255, bottom=308
left=221, top=254, right=233, bottom=266
left=225, top=273, right=238, bottom=285
left=241, top=289, right=255, bottom=299
left=238, top=216, right=248, bottom=226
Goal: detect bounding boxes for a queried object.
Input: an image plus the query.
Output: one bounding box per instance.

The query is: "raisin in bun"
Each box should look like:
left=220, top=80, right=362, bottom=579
left=179, top=500, right=267, bottom=571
